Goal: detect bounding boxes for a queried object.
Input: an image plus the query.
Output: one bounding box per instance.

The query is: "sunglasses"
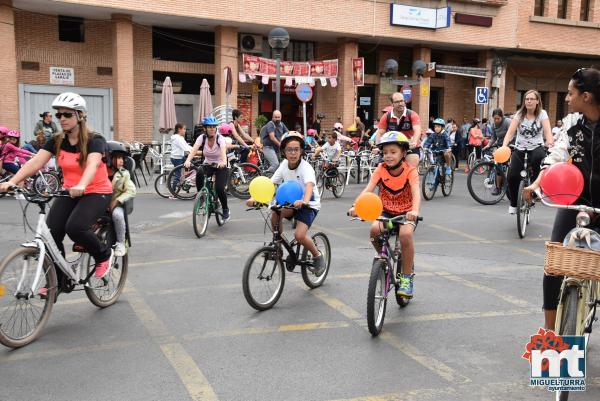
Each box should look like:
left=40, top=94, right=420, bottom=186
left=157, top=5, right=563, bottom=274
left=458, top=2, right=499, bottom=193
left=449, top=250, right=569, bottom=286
left=55, top=112, right=75, bottom=119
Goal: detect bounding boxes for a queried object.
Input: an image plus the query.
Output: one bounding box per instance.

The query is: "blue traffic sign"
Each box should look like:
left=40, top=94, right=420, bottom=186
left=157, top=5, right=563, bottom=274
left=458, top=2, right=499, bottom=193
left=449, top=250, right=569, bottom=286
left=475, top=87, right=489, bottom=104
left=295, top=84, right=313, bottom=103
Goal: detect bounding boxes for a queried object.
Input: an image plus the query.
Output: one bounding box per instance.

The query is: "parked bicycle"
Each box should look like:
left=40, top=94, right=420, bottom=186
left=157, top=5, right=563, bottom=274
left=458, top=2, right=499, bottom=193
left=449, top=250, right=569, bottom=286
left=538, top=189, right=600, bottom=401
left=421, top=150, right=454, bottom=200
left=242, top=204, right=331, bottom=311
left=193, top=164, right=226, bottom=238
left=0, top=187, right=129, bottom=348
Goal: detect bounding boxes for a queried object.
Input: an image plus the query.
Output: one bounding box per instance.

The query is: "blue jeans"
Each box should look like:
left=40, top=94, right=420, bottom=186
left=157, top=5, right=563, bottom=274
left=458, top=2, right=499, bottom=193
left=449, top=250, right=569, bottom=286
left=22, top=144, right=37, bottom=154
left=170, top=158, right=185, bottom=192
left=2, top=163, right=20, bottom=175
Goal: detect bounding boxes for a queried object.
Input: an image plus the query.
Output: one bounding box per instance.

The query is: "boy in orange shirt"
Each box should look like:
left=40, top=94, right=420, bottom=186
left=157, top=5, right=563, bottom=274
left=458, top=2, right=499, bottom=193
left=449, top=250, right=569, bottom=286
left=349, top=132, right=421, bottom=298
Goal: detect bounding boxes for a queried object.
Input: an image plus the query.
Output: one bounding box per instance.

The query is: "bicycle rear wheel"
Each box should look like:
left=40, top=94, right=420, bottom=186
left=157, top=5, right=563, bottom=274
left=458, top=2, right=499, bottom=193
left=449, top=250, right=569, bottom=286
left=0, top=247, right=57, bottom=348
left=167, top=165, right=198, bottom=200
left=516, top=180, right=529, bottom=238
left=154, top=172, right=171, bottom=198
left=332, top=173, right=346, bottom=198
left=467, top=161, right=507, bottom=205
left=228, top=163, right=260, bottom=200
left=85, top=226, right=128, bottom=308
left=421, top=166, right=437, bottom=201
left=242, top=246, right=285, bottom=311
left=301, top=232, right=331, bottom=288
left=367, top=259, right=388, bottom=336
left=193, top=191, right=210, bottom=238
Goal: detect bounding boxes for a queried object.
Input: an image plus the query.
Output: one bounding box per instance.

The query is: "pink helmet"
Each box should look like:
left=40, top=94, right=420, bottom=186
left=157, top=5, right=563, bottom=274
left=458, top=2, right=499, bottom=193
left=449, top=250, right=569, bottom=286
left=0, top=126, right=9, bottom=136
left=307, top=128, right=317, bottom=137
left=6, top=129, right=21, bottom=138
left=218, top=123, right=233, bottom=136
left=334, top=122, right=344, bottom=130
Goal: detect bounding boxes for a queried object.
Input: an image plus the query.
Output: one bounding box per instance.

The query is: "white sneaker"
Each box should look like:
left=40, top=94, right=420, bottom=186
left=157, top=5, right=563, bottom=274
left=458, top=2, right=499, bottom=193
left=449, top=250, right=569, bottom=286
left=114, top=242, right=127, bottom=257
left=508, top=206, right=517, bottom=214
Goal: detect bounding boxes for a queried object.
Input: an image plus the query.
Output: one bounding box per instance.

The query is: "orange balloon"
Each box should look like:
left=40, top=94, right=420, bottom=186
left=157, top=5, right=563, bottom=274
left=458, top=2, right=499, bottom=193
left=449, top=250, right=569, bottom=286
left=355, top=192, right=383, bottom=222
left=493, top=146, right=511, bottom=163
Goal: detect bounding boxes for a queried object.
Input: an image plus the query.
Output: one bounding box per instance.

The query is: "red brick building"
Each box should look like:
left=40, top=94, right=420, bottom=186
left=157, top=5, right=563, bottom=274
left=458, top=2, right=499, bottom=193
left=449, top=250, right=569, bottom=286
left=0, top=0, right=599, bottom=142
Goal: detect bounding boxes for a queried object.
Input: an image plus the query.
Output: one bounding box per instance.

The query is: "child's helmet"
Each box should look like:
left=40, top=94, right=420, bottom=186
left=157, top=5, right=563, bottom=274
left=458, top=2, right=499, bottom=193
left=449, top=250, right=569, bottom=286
left=334, top=122, right=344, bottom=130
left=433, top=118, right=446, bottom=127
left=377, top=131, right=410, bottom=150
left=218, top=123, right=233, bottom=135
left=280, top=131, right=305, bottom=151
left=306, top=129, right=317, bottom=137
left=107, top=141, right=129, bottom=157
left=6, top=130, right=21, bottom=138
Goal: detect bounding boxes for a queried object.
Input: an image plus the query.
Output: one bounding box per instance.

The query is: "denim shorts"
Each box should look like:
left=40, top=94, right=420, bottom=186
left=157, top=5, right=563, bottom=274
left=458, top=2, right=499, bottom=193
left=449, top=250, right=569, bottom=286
left=286, top=207, right=319, bottom=228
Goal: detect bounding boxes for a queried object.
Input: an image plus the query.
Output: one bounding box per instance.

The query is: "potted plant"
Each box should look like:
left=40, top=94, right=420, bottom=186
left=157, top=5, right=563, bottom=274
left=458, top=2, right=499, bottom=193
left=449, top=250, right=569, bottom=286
left=254, top=115, right=268, bottom=135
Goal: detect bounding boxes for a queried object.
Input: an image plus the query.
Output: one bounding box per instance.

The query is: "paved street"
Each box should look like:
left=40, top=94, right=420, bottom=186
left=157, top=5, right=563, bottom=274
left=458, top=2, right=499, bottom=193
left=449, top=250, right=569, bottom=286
left=1, top=172, right=599, bottom=401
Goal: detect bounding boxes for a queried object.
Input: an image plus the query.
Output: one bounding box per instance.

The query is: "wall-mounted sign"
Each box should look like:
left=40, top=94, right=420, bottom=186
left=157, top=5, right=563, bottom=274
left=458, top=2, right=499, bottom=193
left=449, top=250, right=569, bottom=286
left=352, top=57, right=364, bottom=87
left=390, top=4, right=451, bottom=29
left=50, top=67, right=74, bottom=86
left=359, top=97, right=371, bottom=106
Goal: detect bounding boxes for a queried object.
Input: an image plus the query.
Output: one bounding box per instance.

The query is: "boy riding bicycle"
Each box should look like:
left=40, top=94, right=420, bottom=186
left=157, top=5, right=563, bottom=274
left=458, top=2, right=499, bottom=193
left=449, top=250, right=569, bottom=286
left=314, top=130, right=342, bottom=173
left=247, top=132, right=326, bottom=275
left=423, top=118, right=453, bottom=175
left=349, top=132, right=421, bottom=298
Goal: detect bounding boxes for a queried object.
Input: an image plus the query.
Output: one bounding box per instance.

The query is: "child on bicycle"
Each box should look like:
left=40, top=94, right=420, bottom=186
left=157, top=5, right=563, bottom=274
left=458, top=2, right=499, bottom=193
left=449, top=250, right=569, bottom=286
left=0, top=130, right=33, bottom=175
left=106, top=141, right=136, bottom=257
left=314, top=130, right=341, bottom=174
left=246, top=132, right=326, bottom=275
left=348, top=131, right=421, bottom=298
left=422, top=118, right=453, bottom=175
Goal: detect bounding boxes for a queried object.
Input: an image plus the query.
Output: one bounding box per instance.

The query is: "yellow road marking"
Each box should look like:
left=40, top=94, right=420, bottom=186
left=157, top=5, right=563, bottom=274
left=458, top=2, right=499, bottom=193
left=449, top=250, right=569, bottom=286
left=184, top=321, right=350, bottom=341
left=310, top=288, right=362, bottom=320
left=160, top=342, right=219, bottom=401
left=129, top=254, right=240, bottom=267
left=1, top=340, right=143, bottom=362
left=385, top=308, right=537, bottom=324
left=141, top=217, right=190, bottom=234
left=428, top=223, right=485, bottom=242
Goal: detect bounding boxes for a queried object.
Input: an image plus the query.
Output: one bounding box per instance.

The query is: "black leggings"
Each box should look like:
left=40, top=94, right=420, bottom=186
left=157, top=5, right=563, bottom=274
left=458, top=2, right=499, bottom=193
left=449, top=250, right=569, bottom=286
left=543, top=209, right=579, bottom=310
left=196, top=165, right=228, bottom=210
left=47, top=194, right=112, bottom=263
left=506, top=147, right=546, bottom=207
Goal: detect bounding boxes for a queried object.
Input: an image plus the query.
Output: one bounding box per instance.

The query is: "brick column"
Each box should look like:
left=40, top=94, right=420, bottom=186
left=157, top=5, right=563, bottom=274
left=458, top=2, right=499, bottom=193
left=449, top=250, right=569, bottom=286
left=0, top=0, right=19, bottom=129
left=336, top=39, right=358, bottom=128
left=411, top=46, right=431, bottom=122
left=547, top=0, right=559, bottom=17
left=592, top=0, right=600, bottom=22
left=567, top=0, right=582, bottom=20
left=112, top=14, right=135, bottom=141
left=215, top=26, right=238, bottom=109
left=548, top=92, right=558, bottom=125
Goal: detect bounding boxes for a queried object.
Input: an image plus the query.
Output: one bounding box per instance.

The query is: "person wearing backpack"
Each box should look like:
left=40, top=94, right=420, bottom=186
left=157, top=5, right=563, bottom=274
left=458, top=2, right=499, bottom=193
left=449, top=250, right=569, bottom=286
left=0, top=92, right=116, bottom=283
left=184, top=116, right=230, bottom=221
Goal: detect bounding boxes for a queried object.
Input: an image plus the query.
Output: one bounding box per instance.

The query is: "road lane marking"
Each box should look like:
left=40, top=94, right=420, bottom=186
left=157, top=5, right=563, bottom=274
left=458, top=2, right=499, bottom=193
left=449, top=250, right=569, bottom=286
left=125, top=284, right=219, bottom=400
left=1, top=340, right=143, bottom=362
left=159, top=211, right=193, bottom=219
left=141, top=217, right=189, bottom=234
left=310, top=288, right=362, bottom=320
left=184, top=321, right=351, bottom=341
left=384, top=308, right=537, bottom=324
left=129, top=254, right=241, bottom=267
left=160, top=342, right=219, bottom=401
left=379, top=331, right=471, bottom=384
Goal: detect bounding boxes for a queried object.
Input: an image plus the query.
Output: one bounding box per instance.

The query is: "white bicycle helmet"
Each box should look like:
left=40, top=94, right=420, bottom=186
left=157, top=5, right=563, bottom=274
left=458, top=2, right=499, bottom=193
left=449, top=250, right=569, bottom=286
left=51, top=92, right=87, bottom=113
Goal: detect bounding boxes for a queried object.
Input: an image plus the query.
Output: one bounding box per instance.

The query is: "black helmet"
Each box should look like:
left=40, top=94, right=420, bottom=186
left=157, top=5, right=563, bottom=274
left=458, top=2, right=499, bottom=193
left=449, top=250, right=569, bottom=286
left=107, top=141, right=129, bottom=157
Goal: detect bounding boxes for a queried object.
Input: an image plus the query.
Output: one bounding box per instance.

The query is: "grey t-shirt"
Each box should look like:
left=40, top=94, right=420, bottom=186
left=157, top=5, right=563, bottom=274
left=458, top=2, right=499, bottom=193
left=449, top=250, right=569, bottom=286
left=515, top=110, right=548, bottom=151
left=491, top=117, right=511, bottom=146
left=260, top=120, right=288, bottom=149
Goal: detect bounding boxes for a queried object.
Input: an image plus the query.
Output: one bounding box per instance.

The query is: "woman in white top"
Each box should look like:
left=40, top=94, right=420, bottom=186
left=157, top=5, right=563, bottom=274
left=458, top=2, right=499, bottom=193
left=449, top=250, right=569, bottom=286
left=170, top=123, right=192, bottom=193
left=502, top=89, right=554, bottom=214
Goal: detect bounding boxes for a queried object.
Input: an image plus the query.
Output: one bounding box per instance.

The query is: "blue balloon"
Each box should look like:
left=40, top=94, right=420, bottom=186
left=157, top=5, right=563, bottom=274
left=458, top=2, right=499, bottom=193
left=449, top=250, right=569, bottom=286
left=275, top=181, right=304, bottom=205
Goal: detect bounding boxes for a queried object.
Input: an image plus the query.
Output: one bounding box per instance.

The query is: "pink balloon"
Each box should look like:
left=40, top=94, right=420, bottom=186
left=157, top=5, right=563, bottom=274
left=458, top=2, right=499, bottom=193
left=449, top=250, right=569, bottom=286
left=540, top=162, right=584, bottom=205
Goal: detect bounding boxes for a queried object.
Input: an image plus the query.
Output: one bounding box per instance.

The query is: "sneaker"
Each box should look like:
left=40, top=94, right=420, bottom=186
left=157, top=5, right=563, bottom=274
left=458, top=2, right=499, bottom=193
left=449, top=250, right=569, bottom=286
left=490, top=187, right=501, bottom=196
left=508, top=206, right=517, bottom=215
left=95, top=249, right=114, bottom=279
left=445, top=166, right=452, bottom=175
left=222, top=209, right=230, bottom=222
left=397, top=274, right=414, bottom=299
left=312, top=252, right=326, bottom=276
left=114, top=242, right=127, bottom=257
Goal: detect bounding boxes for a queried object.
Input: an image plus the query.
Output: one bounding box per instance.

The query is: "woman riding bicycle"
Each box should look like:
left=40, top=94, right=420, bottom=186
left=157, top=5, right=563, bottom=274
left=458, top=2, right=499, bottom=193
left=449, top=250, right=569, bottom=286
left=523, top=68, right=600, bottom=331
left=502, top=89, right=554, bottom=215
left=0, top=92, right=115, bottom=280
left=184, top=116, right=230, bottom=221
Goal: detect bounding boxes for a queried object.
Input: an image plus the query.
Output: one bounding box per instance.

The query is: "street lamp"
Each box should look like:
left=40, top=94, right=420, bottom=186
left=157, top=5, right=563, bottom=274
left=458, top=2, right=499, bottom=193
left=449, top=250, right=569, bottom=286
left=268, top=27, right=290, bottom=111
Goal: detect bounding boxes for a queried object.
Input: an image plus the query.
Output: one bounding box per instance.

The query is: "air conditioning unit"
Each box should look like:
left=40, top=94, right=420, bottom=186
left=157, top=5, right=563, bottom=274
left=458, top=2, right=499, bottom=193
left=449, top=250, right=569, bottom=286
left=239, top=34, right=263, bottom=54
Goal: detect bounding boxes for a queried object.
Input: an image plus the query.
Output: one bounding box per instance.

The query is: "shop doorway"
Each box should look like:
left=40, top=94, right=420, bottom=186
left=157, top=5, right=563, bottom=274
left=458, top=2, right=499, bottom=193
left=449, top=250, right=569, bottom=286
left=429, top=88, right=442, bottom=120
left=357, top=85, right=375, bottom=130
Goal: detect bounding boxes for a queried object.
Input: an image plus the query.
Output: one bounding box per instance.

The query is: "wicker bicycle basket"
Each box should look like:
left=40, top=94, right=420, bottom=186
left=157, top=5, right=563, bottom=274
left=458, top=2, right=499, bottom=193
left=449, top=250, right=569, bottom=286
left=544, top=241, right=600, bottom=281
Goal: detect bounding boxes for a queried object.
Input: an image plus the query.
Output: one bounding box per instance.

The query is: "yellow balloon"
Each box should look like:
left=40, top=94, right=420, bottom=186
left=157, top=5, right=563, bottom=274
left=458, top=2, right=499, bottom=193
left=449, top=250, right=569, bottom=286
left=249, top=176, right=275, bottom=204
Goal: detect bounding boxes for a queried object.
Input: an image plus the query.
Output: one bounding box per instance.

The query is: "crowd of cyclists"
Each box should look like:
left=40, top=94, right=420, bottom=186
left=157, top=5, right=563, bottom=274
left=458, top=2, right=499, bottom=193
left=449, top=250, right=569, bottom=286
left=0, top=66, right=599, bottom=337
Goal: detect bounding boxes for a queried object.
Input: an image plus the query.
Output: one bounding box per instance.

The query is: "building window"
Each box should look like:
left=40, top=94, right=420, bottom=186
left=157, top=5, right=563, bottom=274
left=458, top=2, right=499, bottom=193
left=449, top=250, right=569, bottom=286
left=534, top=0, right=545, bottom=16
left=358, top=45, right=377, bottom=75
left=580, top=0, right=590, bottom=21
left=556, top=92, right=568, bottom=120
left=558, top=0, right=568, bottom=18
left=58, top=16, right=84, bottom=43
left=152, top=27, right=214, bottom=64
left=265, top=41, right=314, bottom=62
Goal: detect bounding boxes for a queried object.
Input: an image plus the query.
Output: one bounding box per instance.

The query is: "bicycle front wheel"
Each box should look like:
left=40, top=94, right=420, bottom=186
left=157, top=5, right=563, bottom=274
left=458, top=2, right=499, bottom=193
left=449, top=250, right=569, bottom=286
left=301, top=232, right=331, bottom=288
left=467, top=161, right=506, bottom=205
left=516, top=180, right=529, bottom=239
left=242, top=246, right=285, bottom=311
left=367, top=259, right=388, bottom=336
left=332, top=173, right=346, bottom=198
left=441, top=169, right=454, bottom=197
left=0, top=247, right=57, bottom=348
left=421, top=166, right=437, bottom=201
left=154, top=172, right=171, bottom=198
left=85, top=225, right=129, bottom=308
left=556, top=285, right=580, bottom=401
left=33, top=172, right=60, bottom=195
left=193, top=191, right=210, bottom=238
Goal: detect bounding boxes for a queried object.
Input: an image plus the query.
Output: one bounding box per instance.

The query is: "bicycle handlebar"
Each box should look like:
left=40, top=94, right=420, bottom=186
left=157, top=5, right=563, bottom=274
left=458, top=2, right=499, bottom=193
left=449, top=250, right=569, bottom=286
left=534, top=188, right=600, bottom=214
left=346, top=212, right=423, bottom=224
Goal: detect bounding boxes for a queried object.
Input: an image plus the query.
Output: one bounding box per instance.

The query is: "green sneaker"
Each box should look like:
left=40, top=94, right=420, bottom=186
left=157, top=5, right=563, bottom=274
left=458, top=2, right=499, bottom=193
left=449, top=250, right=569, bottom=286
left=397, top=274, right=414, bottom=299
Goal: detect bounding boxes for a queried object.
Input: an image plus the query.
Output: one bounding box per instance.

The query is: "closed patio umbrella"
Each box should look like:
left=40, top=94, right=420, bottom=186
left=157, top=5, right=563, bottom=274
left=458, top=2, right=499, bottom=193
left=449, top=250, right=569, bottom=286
left=159, top=76, right=177, bottom=173
left=197, top=78, right=213, bottom=124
